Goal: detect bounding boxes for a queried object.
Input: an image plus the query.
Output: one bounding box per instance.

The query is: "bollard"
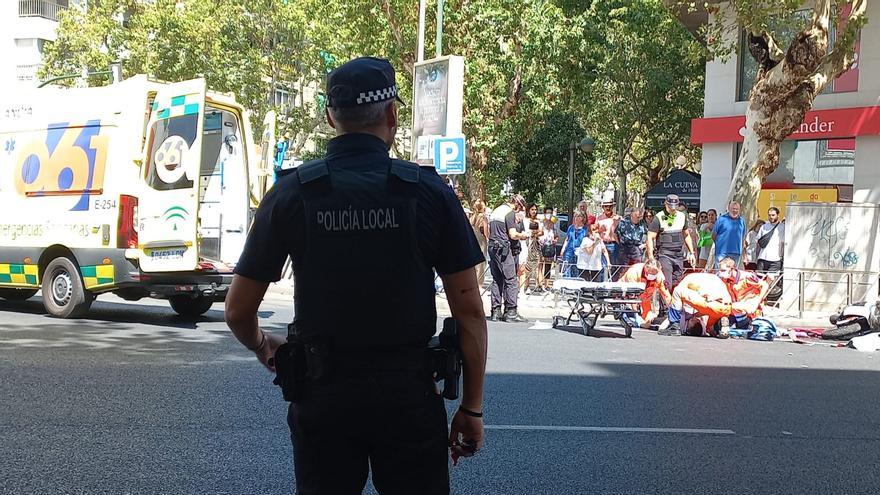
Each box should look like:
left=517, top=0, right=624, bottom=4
left=846, top=272, right=853, bottom=306
left=798, top=271, right=805, bottom=319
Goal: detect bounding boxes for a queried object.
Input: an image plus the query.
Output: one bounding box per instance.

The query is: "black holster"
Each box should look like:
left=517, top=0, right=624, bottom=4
left=273, top=323, right=335, bottom=403
left=428, top=317, right=463, bottom=400
left=272, top=340, right=304, bottom=403
left=488, top=240, right=510, bottom=261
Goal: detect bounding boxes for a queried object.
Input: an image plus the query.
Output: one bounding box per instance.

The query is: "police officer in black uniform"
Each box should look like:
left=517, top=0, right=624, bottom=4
left=225, top=57, right=488, bottom=494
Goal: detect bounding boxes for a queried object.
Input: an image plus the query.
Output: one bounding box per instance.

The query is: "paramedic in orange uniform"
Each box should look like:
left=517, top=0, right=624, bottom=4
left=716, top=257, right=771, bottom=332
left=619, top=260, right=671, bottom=328
left=660, top=272, right=733, bottom=337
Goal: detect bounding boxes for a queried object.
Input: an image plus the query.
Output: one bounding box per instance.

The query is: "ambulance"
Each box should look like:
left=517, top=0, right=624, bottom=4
left=0, top=76, right=260, bottom=318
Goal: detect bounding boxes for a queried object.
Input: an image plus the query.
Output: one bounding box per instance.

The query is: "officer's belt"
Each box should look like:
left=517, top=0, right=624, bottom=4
left=333, top=345, right=431, bottom=372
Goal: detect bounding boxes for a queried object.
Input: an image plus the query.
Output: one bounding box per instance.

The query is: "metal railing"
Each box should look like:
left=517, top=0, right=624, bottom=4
left=792, top=268, right=879, bottom=318
left=18, top=0, right=65, bottom=22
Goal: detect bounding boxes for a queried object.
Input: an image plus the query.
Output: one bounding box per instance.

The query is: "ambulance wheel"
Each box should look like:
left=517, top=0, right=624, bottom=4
left=0, top=288, right=38, bottom=301
left=42, top=257, right=92, bottom=318
left=169, top=295, right=214, bottom=318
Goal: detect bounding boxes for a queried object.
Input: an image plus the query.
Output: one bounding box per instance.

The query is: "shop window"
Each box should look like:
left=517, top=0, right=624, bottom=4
left=735, top=139, right=855, bottom=186
left=737, top=11, right=812, bottom=101
left=737, top=9, right=860, bottom=100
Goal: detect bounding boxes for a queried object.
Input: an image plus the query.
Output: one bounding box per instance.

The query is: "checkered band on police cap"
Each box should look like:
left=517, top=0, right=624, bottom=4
left=356, top=85, right=399, bottom=105
left=326, top=56, right=406, bottom=108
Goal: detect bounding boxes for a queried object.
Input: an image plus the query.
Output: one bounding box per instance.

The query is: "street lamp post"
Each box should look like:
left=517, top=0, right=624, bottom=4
left=568, top=137, right=596, bottom=217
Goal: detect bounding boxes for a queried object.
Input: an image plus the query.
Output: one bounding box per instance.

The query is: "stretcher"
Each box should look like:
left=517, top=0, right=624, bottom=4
left=551, top=278, right=645, bottom=337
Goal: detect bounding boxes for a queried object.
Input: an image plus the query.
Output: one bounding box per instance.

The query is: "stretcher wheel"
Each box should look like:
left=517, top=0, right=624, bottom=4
left=580, top=313, right=597, bottom=336
left=619, top=318, right=633, bottom=338
left=552, top=316, right=564, bottom=329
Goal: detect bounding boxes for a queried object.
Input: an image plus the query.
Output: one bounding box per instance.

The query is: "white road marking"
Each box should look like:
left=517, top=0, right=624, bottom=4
left=485, top=425, right=736, bottom=435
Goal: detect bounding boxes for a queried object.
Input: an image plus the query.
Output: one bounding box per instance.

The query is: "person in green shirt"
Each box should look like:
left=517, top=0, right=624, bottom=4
left=697, top=209, right=717, bottom=269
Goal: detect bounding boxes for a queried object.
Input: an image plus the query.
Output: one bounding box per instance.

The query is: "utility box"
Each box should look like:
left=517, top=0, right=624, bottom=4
left=780, top=202, right=880, bottom=313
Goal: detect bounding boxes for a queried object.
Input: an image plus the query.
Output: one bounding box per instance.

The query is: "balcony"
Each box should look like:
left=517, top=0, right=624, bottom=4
left=18, top=0, right=67, bottom=22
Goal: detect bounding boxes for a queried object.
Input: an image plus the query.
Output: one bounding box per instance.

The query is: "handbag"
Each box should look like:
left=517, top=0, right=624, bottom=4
left=757, top=222, right=779, bottom=249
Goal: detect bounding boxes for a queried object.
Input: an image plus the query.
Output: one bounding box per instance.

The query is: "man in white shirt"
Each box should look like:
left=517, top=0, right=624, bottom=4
left=755, top=207, right=784, bottom=274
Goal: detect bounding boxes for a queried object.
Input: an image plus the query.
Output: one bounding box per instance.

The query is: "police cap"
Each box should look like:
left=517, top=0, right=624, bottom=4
left=325, top=57, right=406, bottom=108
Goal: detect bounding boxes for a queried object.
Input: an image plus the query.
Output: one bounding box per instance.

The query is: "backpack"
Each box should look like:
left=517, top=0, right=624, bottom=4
left=748, top=317, right=778, bottom=341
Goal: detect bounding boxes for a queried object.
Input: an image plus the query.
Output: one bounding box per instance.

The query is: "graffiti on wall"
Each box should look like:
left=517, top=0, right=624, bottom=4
left=807, top=213, right=860, bottom=269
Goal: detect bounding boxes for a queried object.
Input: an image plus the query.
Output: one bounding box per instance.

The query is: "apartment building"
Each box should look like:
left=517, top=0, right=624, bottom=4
left=686, top=1, right=880, bottom=215
left=0, top=1, right=87, bottom=91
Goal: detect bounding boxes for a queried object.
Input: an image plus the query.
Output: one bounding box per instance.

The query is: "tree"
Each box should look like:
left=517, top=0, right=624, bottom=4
left=560, top=0, right=705, bottom=214
left=40, top=0, right=326, bottom=145
left=306, top=0, right=589, bottom=204
left=508, top=111, right=593, bottom=209
left=673, top=0, right=868, bottom=227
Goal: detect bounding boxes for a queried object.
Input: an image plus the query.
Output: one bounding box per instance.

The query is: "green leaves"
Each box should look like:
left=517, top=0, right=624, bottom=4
left=41, top=0, right=319, bottom=131
left=42, top=0, right=703, bottom=204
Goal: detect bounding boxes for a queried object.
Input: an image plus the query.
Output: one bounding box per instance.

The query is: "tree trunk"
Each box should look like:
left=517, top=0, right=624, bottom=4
left=616, top=151, right=628, bottom=216
left=465, top=143, right=487, bottom=205
left=727, top=53, right=824, bottom=230
left=724, top=0, right=866, bottom=229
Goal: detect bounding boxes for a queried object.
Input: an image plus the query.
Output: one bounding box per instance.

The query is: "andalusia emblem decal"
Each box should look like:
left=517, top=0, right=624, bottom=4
left=163, top=206, right=189, bottom=231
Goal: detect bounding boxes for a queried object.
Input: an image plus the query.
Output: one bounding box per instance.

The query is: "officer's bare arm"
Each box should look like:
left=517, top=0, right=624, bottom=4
left=683, top=227, right=696, bottom=257
left=646, top=231, right=657, bottom=259
left=508, top=227, right=528, bottom=241
left=441, top=268, right=487, bottom=412
left=226, top=274, right=271, bottom=350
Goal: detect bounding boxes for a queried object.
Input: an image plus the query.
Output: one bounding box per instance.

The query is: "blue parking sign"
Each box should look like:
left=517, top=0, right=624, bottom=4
left=433, top=137, right=466, bottom=175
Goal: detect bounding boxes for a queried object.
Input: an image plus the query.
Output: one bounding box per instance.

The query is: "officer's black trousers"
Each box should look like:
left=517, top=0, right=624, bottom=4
left=287, top=371, right=449, bottom=495
left=658, top=254, right=684, bottom=290
left=488, top=245, right=518, bottom=311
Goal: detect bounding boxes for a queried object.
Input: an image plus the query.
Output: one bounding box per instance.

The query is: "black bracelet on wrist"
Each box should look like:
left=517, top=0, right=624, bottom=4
left=458, top=406, right=483, bottom=418
left=247, top=331, right=266, bottom=352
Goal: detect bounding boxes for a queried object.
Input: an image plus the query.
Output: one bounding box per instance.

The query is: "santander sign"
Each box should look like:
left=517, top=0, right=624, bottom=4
left=692, top=106, right=880, bottom=145
left=792, top=115, right=836, bottom=135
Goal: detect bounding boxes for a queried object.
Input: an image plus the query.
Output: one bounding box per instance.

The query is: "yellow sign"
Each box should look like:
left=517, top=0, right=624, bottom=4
left=757, top=188, right=838, bottom=220
left=13, top=121, right=109, bottom=211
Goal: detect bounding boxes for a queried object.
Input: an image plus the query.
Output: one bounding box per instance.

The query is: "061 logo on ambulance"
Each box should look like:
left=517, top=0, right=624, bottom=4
left=13, top=120, right=109, bottom=211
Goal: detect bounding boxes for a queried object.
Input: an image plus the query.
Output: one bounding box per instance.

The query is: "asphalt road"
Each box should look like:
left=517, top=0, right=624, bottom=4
left=2, top=293, right=879, bottom=494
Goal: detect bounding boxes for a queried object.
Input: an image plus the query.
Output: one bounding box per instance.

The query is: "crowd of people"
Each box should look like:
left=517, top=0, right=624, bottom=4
left=468, top=192, right=787, bottom=326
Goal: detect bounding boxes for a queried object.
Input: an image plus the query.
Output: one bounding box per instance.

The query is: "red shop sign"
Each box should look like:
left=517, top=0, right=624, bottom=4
left=691, top=106, right=880, bottom=145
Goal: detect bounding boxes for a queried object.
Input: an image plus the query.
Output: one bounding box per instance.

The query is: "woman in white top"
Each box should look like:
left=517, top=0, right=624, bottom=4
left=577, top=223, right=610, bottom=282
left=743, top=219, right=765, bottom=270
left=537, top=213, right=558, bottom=292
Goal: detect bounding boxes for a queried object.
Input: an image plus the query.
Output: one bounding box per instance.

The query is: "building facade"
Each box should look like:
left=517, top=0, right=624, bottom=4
left=692, top=1, right=880, bottom=217
left=0, top=0, right=83, bottom=91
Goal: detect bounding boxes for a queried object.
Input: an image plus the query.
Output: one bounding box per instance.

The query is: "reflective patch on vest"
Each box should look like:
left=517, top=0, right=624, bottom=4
left=656, top=211, right=687, bottom=255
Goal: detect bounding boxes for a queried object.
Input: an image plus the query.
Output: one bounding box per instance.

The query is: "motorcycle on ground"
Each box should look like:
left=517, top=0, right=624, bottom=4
left=824, top=298, right=880, bottom=340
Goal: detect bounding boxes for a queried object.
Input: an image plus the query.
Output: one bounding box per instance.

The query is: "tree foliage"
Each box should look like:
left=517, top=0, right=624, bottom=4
left=571, top=0, right=704, bottom=212
left=41, top=0, right=704, bottom=210
left=40, top=0, right=327, bottom=151
left=507, top=111, right=592, bottom=210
